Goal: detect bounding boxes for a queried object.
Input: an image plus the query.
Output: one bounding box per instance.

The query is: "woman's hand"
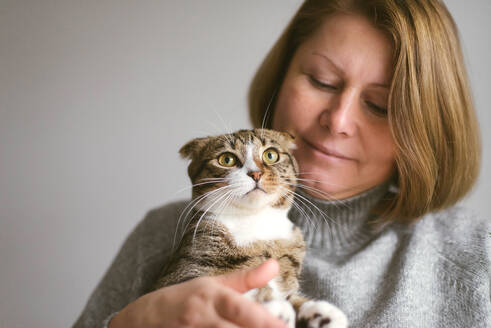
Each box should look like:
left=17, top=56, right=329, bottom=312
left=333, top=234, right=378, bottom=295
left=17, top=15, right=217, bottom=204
left=108, top=259, right=286, bottom=328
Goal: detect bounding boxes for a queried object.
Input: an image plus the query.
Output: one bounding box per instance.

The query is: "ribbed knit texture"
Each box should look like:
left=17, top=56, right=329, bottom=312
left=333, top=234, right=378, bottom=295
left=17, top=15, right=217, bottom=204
left=289, top=183, right=390, bottom=255
left=73, top=185, right=490, bottom=328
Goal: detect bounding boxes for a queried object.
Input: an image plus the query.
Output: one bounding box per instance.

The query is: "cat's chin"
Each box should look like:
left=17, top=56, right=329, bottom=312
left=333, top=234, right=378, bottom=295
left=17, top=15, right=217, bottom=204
left=227, top=189, right=276, bottom=212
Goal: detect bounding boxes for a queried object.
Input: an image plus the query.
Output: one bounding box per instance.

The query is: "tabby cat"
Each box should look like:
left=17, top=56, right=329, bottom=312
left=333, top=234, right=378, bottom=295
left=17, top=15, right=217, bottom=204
left=154, top=129, right=347, bottom=328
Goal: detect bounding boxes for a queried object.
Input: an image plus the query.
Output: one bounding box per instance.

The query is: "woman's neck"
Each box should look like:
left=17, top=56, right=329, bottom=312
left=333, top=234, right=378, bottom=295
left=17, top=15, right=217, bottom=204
left=288, top=182, right=392, bottom=255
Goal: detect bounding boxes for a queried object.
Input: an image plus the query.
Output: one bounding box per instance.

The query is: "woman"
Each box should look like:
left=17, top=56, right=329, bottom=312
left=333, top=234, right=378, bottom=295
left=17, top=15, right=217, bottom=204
left=74, top=0, right=489, bottom=327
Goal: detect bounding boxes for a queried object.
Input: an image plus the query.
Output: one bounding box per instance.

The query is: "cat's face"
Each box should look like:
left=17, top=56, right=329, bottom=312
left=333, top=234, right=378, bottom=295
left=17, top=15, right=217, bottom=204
left=180, top=129, right=298, bottom=212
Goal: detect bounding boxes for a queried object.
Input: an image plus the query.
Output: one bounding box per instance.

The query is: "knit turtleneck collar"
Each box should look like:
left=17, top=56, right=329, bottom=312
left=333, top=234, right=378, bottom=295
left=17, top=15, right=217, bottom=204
left=288, top=182, right=392, bottom=255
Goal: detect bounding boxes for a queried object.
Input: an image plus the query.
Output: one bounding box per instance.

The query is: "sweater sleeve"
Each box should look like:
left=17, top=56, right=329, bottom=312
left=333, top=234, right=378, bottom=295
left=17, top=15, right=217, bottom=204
left=72, top=200, right=188, bottom=328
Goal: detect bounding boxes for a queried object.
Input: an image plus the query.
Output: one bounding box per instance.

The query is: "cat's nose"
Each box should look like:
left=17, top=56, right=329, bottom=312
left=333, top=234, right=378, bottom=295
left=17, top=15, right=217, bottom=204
left=247, top=171, right=262, bottom=182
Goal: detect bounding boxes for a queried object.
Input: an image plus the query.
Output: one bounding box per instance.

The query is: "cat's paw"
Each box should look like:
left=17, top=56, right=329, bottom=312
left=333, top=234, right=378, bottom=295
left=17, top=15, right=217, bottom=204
left=263, top=299, right=296, bottom=328
left=297, top=300, right=348, bottom=328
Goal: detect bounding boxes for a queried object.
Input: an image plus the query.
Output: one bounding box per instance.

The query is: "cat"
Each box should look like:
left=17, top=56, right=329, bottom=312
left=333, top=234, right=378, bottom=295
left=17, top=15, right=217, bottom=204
left=154, top=128, right=348, bottom=328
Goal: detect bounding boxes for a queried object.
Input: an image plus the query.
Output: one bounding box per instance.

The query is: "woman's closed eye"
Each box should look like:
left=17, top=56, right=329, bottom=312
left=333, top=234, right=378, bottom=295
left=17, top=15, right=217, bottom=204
left=308, top=75, right=339, bottom=91
left=365, top=100, right=388, bottom=117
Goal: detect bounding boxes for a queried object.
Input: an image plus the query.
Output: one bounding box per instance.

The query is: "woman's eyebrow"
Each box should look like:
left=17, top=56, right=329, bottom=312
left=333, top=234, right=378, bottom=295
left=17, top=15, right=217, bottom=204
left=311, top=51, right=344, bottom=75
left=369, top=82, right=390, bottom=89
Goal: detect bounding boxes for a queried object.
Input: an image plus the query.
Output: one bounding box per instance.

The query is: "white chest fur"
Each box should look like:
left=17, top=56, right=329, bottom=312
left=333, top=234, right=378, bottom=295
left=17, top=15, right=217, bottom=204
left=213, top=207, right=293, bottom=247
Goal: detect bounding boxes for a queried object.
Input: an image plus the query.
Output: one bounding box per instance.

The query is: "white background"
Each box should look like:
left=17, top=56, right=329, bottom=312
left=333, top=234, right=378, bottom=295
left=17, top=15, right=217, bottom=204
left=0, top=1, right=489, bottom=327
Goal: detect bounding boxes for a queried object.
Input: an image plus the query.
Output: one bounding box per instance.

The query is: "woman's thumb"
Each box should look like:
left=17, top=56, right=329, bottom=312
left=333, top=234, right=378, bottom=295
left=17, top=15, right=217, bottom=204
left=215, top=259, right=280, bottom=293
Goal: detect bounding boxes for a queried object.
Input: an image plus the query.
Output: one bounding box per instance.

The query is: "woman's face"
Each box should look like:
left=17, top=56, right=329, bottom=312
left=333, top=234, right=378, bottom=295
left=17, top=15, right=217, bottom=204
left=273, top=14, right=396, bottom=200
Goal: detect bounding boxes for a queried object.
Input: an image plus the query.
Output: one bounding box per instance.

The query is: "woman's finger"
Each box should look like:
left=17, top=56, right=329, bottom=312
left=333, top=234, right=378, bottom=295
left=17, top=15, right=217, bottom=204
left=215, top=259, right=280, bottom=293
left=202, top=312, right=240, bottom=328
left=214, top=288, right=286, bottom=328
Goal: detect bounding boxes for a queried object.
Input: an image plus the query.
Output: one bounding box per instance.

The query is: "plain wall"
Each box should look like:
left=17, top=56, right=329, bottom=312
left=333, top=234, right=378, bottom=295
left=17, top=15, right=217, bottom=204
left=0, top=1, right=489, bottom=327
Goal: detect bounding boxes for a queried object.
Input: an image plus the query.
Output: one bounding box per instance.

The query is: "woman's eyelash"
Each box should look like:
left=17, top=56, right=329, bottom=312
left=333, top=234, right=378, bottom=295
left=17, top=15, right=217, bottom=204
left=308, top=74, right=387, bottom=116
left=308, top=76, right=338, bottom=90
left=366, top=101, right=388, bottom=116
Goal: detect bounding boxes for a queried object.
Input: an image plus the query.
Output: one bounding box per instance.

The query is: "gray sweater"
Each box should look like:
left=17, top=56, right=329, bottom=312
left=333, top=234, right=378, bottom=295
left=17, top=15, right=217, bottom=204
left=73, top=184, right=491, bottom=327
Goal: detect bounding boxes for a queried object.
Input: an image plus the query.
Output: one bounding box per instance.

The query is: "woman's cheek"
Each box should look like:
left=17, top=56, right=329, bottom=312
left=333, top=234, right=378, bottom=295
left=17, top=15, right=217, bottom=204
left=273, top=91, right=298, bottom=131
left=278, top=89, right=309, bottom=130
left=367, top=135, right=396, bottom=177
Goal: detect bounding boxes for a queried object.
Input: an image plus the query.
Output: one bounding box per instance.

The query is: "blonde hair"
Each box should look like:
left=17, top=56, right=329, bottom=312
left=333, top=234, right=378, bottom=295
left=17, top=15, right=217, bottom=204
left=248, top=0, right=481, bottom=223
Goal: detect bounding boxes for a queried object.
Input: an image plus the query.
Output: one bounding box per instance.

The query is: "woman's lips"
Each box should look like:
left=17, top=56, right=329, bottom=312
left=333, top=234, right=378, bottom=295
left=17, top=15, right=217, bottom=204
left=301, top=137, right=355, bottom=162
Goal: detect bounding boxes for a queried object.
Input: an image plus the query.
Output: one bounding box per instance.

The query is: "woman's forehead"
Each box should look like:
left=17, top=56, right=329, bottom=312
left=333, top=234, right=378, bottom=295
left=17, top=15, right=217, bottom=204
left=296, top=13, right=394, bottom=86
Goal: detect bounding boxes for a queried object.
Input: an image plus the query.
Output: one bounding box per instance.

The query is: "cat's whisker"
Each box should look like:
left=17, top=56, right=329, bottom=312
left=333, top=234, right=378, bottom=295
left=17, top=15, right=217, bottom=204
left=225, top=133, right=235, bottom=147
left=286, top=188, right=332, bottom=221
left=192, top=179, right=233, bottom=187
left=181, top=185, right=229, bottom=220
left=281, top=180, right=335, bottom=199
left=293, top=177, right=333, bottom=184
left=176, top=182, right=245, bottom=245
left=200, top=189, right=233, bottom=239
left=291, top=198, right=317, bottom=232
left=173, top=190, right=217, bottom=248
left=197, top=177, right=233, bottom=182
left=277, top=187, right=317, bottom=232
left=205, top=112, right=229, bottom=137
left=295, top=183, right=353, bottom=212
left=173, top=185, right=232, bottom=250
left=295, top=183, right=334, bottom=199
left=212, top=108, right=233, bottom=137
left=172, top=177, right=233, bottom=198
left=184, top=187, right=235, bottom=224
left=260, top=87, right=279, bottom=137
left=282, top=189, right=319, bottom=234
left=191, top=189, right=234, bottom=247
left=294, top=176, right=349, bottom=188
left=281, top=187, right=343, bottom=238
left=214, top=131, right=233, bottom=148
left=184, top=182, right=244, bottom=232
left=280, top=187, right=321, bottom=224
left=278, top=174, right=336, bottom=189
left=175, top=179, right=231, bottom=194
left=294, top=172, right=354, bottom=189
left=192, top=181, right=227, bottom=188
left=286, top=190, right=333, bottom=239
left=186, top=190, right=227, bottom=242
left=210, top=190, right=238, bottom=236
left=284, top=181, right=351, bottom=209
left=280, top=176, right=353, bottom=211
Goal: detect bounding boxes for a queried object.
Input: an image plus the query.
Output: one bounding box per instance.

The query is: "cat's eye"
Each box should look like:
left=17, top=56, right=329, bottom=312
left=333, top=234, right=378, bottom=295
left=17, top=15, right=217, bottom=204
left=218, top=152, right=238, bottom=167
left=262, top=148, right=279, bottom=164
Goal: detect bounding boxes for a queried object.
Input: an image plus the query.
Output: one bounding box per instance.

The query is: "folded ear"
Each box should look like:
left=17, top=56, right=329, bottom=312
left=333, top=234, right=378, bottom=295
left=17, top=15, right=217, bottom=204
left=179, top=137, right=210, bottom=160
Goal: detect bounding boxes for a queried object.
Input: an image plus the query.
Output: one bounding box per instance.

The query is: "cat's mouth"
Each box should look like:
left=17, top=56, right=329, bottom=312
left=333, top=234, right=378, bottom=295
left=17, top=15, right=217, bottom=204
left=245, top=186, right=266, bottom=195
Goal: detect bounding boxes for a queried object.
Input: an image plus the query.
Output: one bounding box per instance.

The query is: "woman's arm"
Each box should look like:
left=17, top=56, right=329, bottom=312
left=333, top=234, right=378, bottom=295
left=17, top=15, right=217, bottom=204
left=72, top=201, right=188, bottom=328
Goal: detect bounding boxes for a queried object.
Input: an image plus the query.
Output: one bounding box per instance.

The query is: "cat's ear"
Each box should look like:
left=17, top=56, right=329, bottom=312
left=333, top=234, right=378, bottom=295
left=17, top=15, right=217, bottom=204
left=179, top=137, right=209, bottom=160
left=278, top=131, right=297, bottom=150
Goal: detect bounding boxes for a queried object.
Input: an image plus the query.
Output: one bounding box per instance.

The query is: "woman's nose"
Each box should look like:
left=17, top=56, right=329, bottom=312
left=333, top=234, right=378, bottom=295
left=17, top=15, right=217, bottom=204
left=319, top=89, right=358, bottom=136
